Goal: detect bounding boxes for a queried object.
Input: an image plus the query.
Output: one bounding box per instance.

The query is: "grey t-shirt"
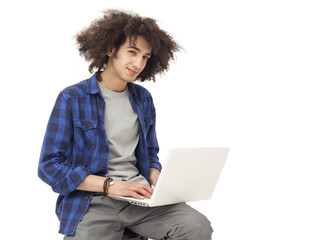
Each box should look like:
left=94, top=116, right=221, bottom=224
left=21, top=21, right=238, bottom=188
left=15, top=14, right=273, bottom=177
left=98, top=82, right=149, bottom=185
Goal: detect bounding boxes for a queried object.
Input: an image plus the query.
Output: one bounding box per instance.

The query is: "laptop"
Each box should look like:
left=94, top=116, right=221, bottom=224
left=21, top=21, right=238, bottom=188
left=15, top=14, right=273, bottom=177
left=108, top=147, right=229, bottom=207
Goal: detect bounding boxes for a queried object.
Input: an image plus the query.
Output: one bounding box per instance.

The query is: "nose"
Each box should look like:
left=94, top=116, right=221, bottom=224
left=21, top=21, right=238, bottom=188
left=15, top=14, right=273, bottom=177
left=132, top=56, right=145, bottom=70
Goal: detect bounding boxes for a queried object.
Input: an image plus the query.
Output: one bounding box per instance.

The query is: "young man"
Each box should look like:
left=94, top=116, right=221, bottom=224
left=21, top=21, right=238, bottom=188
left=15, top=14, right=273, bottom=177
left=38, top=10, right=213, bottom=240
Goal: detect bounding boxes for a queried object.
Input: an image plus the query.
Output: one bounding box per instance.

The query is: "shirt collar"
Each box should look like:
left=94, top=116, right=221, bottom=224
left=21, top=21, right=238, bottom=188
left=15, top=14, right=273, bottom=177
left=127, top=82, right=139, bottom=97
left=87, top=72, right=101, bottom=95
left=87, top=71, right=139, bottom=97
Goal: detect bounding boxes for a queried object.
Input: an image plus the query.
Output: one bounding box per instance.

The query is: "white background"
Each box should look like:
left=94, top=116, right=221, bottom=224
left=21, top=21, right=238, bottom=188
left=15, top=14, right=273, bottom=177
left=1, top=0, right=314, bottom=239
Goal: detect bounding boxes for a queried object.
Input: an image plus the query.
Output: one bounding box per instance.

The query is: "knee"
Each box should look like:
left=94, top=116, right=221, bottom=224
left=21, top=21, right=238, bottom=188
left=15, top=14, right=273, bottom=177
left=192, top=215, right=213, bottom=239
left=170, top=214, right=213, bottom=240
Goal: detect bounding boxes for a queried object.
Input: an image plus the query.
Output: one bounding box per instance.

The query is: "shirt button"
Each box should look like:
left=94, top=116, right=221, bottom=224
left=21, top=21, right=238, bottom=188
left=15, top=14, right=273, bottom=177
left=84, top=196, right=89, bottom=201
left=82, top=124, right=86, bottom=129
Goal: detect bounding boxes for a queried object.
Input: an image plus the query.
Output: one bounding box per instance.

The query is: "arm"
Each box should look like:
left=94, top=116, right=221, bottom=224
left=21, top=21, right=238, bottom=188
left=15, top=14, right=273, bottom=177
left=38, top=93, right=90, bottom=196
left=77, top=175, right=154, bottom=199
left=146, top=93, right=162, bottom=183
left=149, top=168, right=160, bottom=186
left=147, top=93, right=162, bottom=169
left=39, top=92, right=154, bottom=198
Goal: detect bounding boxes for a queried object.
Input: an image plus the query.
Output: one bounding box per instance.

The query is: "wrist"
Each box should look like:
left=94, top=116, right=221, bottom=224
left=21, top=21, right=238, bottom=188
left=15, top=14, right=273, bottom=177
left=149, top=168, right=160, bottom=174
left=103, top=177, right=114, bottom=197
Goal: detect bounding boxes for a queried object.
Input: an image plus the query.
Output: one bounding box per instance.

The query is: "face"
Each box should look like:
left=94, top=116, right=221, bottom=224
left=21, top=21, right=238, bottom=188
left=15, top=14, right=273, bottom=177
left=107, top=35, right=152, bottom=84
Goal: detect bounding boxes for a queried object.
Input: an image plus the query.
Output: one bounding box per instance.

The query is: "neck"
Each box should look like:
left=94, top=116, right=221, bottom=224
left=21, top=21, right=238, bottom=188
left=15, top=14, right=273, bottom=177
left=99, top=67, right=127, bottom=93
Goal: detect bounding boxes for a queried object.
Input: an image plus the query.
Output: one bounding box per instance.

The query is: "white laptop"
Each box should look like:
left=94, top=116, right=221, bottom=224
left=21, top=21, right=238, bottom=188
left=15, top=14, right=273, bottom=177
left=108, top=147, right=229, bottom=207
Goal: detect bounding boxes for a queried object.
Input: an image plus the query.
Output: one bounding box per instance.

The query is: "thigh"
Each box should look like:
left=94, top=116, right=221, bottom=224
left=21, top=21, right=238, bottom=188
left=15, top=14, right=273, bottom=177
left=64, top=196, right=126, bottom=240
left=120, top=202, right=212, bottom=240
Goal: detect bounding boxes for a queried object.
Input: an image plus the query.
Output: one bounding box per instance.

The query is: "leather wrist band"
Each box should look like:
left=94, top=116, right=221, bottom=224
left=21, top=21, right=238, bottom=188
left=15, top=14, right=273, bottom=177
left=102, top=177, right=114, bottom=198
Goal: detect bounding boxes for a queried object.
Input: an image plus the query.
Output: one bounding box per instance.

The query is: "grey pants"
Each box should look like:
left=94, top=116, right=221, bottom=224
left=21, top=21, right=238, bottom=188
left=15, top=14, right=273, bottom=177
left=64, top=195, right=213, bottom=240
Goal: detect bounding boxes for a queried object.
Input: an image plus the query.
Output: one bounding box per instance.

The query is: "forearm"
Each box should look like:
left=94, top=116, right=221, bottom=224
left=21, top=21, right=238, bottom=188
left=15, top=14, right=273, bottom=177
left=77, top=175, right=154, bottom=199
left=76, top=175, right=106, bottom=193
left=149, top=168, right=160, bottom=186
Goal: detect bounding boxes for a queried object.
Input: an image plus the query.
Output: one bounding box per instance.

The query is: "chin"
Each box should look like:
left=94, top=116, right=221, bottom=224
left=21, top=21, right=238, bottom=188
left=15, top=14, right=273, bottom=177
left=123, top=77, right=137, bottom=83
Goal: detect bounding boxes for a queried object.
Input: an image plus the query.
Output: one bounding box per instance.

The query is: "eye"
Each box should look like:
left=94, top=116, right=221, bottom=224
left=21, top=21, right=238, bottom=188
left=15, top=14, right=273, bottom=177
left=129, top=51, right=136, bottom=55
left=143, top=56, right=150, bottom=60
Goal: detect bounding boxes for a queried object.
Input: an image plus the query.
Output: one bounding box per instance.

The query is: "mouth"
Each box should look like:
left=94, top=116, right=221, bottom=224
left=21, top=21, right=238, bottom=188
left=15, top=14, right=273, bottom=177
left=127, top=68, right=138, bottom=75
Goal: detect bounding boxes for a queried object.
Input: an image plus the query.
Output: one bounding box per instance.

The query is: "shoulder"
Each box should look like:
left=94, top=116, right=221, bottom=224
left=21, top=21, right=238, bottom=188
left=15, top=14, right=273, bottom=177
left=129, top=83, right=156, bottom=116
left=128, top=82, right=153, bottom=99
left=59, top=78, right=90, bottom=100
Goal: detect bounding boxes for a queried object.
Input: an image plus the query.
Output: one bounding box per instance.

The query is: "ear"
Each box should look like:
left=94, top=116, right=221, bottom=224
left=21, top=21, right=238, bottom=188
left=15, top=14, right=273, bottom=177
left=107, top=47, right=116, bottom=57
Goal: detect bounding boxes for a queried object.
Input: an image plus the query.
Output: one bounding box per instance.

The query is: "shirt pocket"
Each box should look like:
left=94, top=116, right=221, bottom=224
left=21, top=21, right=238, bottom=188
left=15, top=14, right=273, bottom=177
left=74, top=121, right=97, bottom=151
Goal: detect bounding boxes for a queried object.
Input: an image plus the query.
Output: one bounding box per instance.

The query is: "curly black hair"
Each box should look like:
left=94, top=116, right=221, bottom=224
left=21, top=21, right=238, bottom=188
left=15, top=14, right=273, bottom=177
left=76, top=9, right=181, bottom=82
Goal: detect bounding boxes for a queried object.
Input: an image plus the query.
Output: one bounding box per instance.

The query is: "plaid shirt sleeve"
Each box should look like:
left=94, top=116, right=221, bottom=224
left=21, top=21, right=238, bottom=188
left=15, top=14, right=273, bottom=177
left=148, top=113, right=161, bottom=170
left=144, top=90, right=162, bottom=172
left=38, top=92, right=90, bottom=196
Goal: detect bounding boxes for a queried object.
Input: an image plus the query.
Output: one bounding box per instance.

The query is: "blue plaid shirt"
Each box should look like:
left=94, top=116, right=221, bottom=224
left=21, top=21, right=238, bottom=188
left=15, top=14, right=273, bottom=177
left=38, top=73, right=161, bottom=235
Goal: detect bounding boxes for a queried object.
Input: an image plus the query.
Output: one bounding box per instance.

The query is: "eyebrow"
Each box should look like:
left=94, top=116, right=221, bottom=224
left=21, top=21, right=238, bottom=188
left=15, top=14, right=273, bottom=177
left=127, top=46, right=151, bottom=56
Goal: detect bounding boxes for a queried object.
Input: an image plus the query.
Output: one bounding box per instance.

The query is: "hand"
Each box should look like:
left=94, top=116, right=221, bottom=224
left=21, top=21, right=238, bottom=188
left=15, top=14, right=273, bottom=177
left=149, top=168, right=160, bottom=187
left=107, top=180, right=154, bottom=200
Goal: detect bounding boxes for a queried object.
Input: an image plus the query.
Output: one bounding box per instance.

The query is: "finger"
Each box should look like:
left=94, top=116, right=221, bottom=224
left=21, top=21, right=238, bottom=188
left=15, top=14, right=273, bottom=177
left=144, top=184, right=154, bottom=194
left=127, top=183, right=152, bottom=199
left=135, top=186, right=153, bottom=199
left=129, top=191, right=145, bottom=200
left=130, top=182, right=153, bottom=194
